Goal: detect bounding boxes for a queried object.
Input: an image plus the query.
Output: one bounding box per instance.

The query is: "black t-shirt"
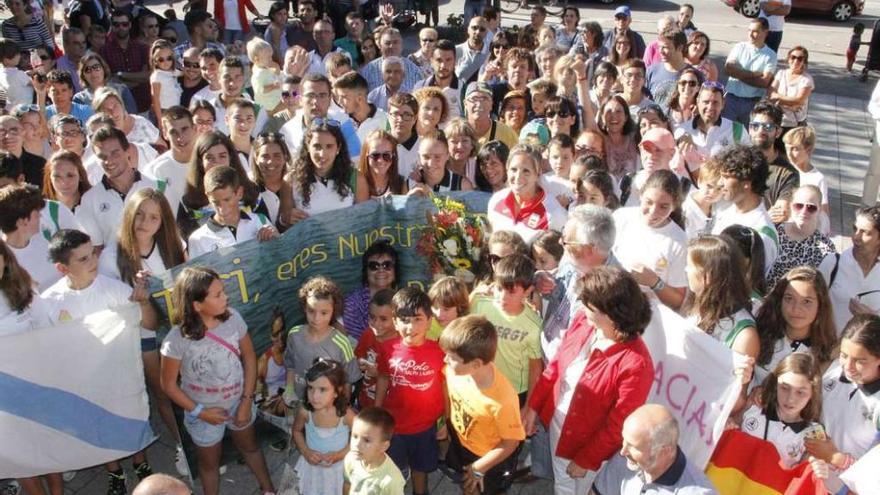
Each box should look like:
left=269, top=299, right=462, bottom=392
left=178, top=76, right=208, bottom=109
left=68, top=0, right=106, bottom=30
left=20, top=150, right=46, bottom=188
left=765, top=154, right=800, bottom=207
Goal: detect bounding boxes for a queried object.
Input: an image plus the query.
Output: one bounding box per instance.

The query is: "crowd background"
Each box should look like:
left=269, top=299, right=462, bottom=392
left=0, top=0, right=878, bottom=490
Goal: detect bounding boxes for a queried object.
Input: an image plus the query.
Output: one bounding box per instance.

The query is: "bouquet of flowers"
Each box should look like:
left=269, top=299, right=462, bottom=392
left=417, top=196, right=488, bottom=285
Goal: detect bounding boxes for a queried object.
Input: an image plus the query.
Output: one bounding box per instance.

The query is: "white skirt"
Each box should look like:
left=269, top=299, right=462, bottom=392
left=293, top=454, right=345, bottom=495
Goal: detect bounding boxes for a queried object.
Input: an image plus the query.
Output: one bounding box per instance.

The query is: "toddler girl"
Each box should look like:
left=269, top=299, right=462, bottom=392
left=159, top=267, right=275, bottom=495
left=292, top=359, right=356, bottom=495
left=149, top=39, right=182, bottom=133
left=247, top=37, right=283, bottom=114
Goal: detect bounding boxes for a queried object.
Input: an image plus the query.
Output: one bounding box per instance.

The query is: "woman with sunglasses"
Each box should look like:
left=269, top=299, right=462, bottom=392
left=357, top=129, right=408, bottom=199
left=480, top=34, right=511, bottom=85
left=768, top=46, right=814, bottom=134
left=766, top=186, right=836, bottom=289
left=667, top=67, right=703, bottom=126
left=685, top=30, right=717, bottom=82
left=409, top=27, right=438, bottom=77
left=290, top=120, right=369, bottom=216
left=74, top=52, right=138, bottom=115
left=343, top=239, right=400, bottom=340
left=819, top=205, right=880, bottom=333
left=544, top=96, right=579, bottom=139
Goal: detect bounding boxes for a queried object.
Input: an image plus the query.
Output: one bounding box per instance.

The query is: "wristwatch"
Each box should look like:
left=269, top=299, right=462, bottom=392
left=650, top=277, right=666, bottom=292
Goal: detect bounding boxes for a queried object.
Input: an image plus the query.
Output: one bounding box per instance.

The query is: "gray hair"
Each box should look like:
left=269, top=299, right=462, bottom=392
left=382, top=56, right=403, bottom=70
left=649, top=414, right=679, bottom=456
left=567, top=204, right=615, bottom=255
left=657, top=15, right=676, bottom=31
left=535, top=43, right=561, bottom=59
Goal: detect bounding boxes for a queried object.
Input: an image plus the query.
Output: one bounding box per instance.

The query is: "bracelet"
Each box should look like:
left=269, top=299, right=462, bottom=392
left=187, top=403, right=204, bottom=419
left=650, top=277, right=666, bottom=292
left=470, top=465, right=484, bottom=478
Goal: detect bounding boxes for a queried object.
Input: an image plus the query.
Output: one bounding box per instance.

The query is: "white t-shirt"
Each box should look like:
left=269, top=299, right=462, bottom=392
left=142, top=151, right=189, bottom=201
left=39, top=200, right=82, bottom=241
left=818, top=248, right=880, bottom=334
left=187, top=212, right=270, bottom=258
left=128, top=114, right=162, bottom=146
left=486, top=187, right=569, bottom=246
left=351, top=106, right=389, bottom=145
left=98, top=240, right=170, bottom=281
left=759, top=0, right=791, bottom=31
left=673, top=117, right=751, bottom=167
left=160, top=308, right=247, bottom=410
left=9, top=233, right=61, bottom=290
left=772, top=70, right=813, bottom=127
left=84, top=142, right=161, bottom=185
left=741, top=405, right=815, bottom=469
left=223, top=0, right=241, bottom=30
left=820, top=360, right=880, bottom=460
left=712, top=202, right=779, bottom=273
left=797, top=166, right=830, bottom=235
left=76, top=172, right=179, bottom=247
left=0, top=291, right=46, bottom=336
left=612, top=206, right=688, bottom=290
left=292, top=178, right=355, bottom=217
left=150, top=69, right=183, bottom=109
left=0, top=67, right=34, bottom=109
left=682, top=191, right=713, bottom=240
left=39, top=273, right=133, bottom=324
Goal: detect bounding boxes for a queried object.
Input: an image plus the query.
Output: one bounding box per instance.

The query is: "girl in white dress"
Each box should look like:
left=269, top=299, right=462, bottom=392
left=292, top=359, right=357, bottom=495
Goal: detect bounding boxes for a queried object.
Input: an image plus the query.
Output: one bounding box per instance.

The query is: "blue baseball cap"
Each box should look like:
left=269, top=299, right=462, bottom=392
left=614, top=6, right=631, bottom=18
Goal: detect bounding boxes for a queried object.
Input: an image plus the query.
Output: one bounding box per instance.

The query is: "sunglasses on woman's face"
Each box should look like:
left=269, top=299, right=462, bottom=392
left=368, top=260, right=394, bottom=271
left=546, top=110, right=571, bottom=119
left=792, top=202, right=818, bottom=214
left=789, top=54, right=805, bottom=61
left=368, top=151, right=393, bottom=162
left=156, top=56, right=173, bottom=63
left=84, top=64, right=103, bottom=73
left=678, top=79, right=699, bottom=88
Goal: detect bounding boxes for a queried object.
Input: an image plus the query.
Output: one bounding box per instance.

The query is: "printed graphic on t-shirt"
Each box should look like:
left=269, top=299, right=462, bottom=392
left=388, top=357, right=437, bottom=391
left=449, top=394, right=475, bottom=437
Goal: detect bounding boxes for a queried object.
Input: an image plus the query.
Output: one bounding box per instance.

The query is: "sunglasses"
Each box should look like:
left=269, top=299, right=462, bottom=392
left=155, top=56, right=173, bottom=63
left=165, top=37, right=178, bottom=43
left=546, top=110, right=571, bottom=119
left=311, top=116, right=340, bottom=127
left=678, top=79, right=699, bottom=88
left=748, top=121, right=777, bottom=132
left=281, top=90, right=298, bottom=99
left=493, top=44, right=509, bottom=49
left=789, top=55, right=805, bottom=61
left=367, top=260, right=394, bottom=271
left=368, top=151, right=393, bottom=162
left=420, top=38, right=437, bottom=43
left=183, top=61, right=200, bottom=69
left=792, top=202, right=818, bottom=213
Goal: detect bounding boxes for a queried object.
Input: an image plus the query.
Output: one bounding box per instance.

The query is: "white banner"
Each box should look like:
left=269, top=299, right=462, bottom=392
left=841, top=444, right=880, bottom=494
left=0, top=307, right=155, bottom=478
left=641, top=301, right=743, bottom=469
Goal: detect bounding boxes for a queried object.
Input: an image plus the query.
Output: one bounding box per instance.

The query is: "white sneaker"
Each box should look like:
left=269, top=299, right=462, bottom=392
left=174, top=445, right=190, bottom=476
left=1, top=481, right=21, bottom=495
left=219, top=464, right=227, bottom=475
left=62, top=471, right=77, bottom=482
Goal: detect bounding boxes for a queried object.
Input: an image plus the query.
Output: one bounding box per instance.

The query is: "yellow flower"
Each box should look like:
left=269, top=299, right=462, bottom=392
left=451, top=258, right=472, bottom=269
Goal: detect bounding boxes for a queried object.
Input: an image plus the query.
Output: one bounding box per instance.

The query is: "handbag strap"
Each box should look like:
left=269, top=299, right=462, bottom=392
left=205, top=331, right=241, bottom=358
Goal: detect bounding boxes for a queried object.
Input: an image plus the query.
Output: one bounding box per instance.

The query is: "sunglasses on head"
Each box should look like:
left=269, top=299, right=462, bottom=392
left=792, top=202, right=818, bottom=213
left=368, top=260, right=394, bottom=271
left=748, top=121, right=777, bottom=132
left=368, top=151, right=393, bottom=162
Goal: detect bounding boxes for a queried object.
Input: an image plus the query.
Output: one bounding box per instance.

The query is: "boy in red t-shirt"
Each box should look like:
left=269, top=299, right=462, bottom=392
left=374, top=287, right=446, bottom=495
left=353, top=289, right=397, bottom=409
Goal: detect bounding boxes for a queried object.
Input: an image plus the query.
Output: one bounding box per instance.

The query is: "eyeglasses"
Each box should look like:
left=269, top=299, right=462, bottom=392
left=59, top=129, right=83, bottom=138
left=388, top=111, right=414, bottom=121
left=792, top=202, right=818, bottom=213
left=701, top=80, right=725, bottom=92
left=183, top=61, right=200, bottom=69
left=678, top=79, right=699, bottom=88
left=368, top=151, right=393, bottom=162
left=420, top=38, right=437, bottom=43
left=367, top=260, right=394, bottom=271
left=748, top=121, right=777, bottom=132
left=546, top=110, right=571, bottom=119
left=112, top=21, right=131, bottom=27
left=281, top=90, right=298, bottom=99
left=311, top=117, right=340, bottom=127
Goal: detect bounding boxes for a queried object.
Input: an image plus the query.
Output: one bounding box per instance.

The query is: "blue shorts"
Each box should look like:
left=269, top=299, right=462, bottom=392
left=387, top=424, right=438, bottom=473
left=183, top=399, right=257, bottom=447
left=140, top=337, right=158, bottom=352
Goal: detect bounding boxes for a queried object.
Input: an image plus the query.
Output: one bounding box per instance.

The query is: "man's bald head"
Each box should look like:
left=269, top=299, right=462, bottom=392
left=132, top=474, right=190, bottom=495
left=625, top=403, right=679, bottom=450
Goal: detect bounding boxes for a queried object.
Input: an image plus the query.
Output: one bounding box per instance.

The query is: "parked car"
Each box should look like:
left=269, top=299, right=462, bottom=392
left=722, top=0, right=865, bottom=22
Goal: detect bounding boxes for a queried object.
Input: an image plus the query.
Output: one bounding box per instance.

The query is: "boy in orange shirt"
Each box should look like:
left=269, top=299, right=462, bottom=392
left=440, top=315, right=525, bottom=495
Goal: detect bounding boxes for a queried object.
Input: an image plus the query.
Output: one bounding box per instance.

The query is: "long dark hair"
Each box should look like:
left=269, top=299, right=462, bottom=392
left=291, top=122, right=352, bottom=207
left=641, top=169, right=684, bottom=229
left=116, top=188, right=186, bottom=286
left=172, top=267, right=231, bottom=340
left=303, top=358, right=349, bottom=416
left=755, top=266, right=836, bottom=367
left=474, top=140, right=509, bottom=192
left=721, top=225, right=767, bottom=297
left=759, top=353, right=822, bottom=423
left=683, top=235, right=751, bottom=334
left=0, top=238, right=34, bottom=312
left=184, top=131, right=259, bottom=209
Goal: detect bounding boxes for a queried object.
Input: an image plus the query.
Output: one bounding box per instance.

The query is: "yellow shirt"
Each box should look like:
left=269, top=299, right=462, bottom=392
left=446, top=363, right=526, bottom=456
left=477, top=120, right=518, bottom=152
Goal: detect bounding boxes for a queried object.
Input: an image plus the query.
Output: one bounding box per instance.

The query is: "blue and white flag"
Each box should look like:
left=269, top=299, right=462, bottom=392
left=0, top=306, right=155, bottom=478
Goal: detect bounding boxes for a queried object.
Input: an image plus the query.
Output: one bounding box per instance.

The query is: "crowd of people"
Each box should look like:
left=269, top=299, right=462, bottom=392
left=0, top=0, right=878, bottom=494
